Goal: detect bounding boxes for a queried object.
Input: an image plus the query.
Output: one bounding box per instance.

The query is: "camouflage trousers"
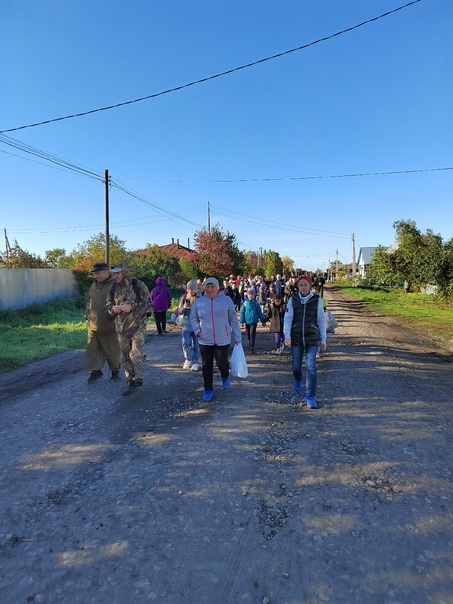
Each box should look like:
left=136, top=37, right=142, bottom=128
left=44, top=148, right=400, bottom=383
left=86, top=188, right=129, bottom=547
left=118, top=330, right=146, bottom=381
left=86, top=329, right=120, bottom=372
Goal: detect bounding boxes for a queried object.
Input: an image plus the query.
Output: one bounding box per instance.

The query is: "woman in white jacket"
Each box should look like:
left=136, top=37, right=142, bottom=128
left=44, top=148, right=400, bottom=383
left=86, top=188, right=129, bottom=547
left=190, top=277, right=242, bottom=401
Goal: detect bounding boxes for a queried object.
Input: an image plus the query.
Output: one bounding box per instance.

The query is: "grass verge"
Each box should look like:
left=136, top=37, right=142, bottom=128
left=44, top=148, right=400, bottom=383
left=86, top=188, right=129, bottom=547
left=332, top=284, right=453, bottom=344
left=0, top=292, right=183, bottom=374
left=0, top=296, right=87, bottom=374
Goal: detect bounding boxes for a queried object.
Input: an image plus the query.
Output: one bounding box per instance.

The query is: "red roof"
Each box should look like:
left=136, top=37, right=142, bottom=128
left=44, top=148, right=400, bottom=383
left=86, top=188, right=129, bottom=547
left=135, top=242, right=193, bottom=260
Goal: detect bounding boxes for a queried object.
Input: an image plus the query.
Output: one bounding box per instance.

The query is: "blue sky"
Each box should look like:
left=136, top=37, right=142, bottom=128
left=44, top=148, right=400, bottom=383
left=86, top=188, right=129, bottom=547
left=1, top=0, right=452, bottom=272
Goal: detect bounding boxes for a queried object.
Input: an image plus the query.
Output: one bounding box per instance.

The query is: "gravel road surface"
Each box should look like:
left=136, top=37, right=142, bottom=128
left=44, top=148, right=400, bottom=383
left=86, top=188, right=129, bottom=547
left=1, top=287, right=452, bottom=604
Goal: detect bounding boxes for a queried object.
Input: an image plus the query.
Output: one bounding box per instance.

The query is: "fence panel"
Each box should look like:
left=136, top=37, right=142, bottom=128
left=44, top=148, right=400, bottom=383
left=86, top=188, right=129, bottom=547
left=0, top=269, right=78, bottom=310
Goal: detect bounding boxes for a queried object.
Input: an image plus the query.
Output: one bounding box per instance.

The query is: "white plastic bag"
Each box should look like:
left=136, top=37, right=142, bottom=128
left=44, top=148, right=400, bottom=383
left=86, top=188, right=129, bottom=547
left=230, top=344, right=248, bottom=378
left=325, top=309, right=338, bottom=332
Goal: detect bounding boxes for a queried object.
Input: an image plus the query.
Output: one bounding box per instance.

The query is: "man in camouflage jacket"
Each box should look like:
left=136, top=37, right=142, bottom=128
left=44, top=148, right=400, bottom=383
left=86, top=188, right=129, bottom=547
left=106, top=260, right=150, bottom=395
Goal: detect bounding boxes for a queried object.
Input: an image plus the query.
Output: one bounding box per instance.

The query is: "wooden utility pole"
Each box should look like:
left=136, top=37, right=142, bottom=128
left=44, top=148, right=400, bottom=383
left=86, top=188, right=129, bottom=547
left=4, top=228, right=12, bottom=261
left=105, top=169, right=110, bottom=266
left=352, top=232, right=357, bottom=284
left=207, top=201, right=211, bottom=233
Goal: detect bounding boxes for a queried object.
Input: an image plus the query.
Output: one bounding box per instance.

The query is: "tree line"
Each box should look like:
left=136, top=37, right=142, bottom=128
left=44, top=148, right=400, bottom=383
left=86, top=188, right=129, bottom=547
left=0, top=225, right=295, bottom=294
left=368, top=219, right=453, bottom=300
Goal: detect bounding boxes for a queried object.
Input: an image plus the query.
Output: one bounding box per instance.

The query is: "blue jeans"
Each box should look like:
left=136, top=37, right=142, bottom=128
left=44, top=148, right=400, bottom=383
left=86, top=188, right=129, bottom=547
left=291, top=345, right=318, bottom=398
left=274, top=332, right=284, bottom=349
left=182, top=330, right=199, bottom=363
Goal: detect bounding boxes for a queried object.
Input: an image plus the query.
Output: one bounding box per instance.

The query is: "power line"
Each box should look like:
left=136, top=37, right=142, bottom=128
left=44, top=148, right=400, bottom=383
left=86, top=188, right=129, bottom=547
left=0, top=135, right=104, bottom=182
left=131, top=166, right=453, bottom=184
left=109, top=179, right=204, bottom=231
left=0, top=134, right=205, bottom=231
left=211, top=204, right=351, bottom=239
left=0, top=0, right=422, bottom=134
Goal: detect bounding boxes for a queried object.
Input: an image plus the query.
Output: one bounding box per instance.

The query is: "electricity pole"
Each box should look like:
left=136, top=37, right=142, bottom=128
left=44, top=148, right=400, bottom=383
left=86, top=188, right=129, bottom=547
left=207, top=201, right=211, bottom=233
left=105, top=169, right=110, bottom=266
left=352, top=232, right=357, bottom=284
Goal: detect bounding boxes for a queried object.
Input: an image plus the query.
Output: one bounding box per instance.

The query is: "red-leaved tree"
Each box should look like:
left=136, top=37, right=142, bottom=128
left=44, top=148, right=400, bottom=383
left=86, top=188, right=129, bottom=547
left=191, top=225, right=244, bottom=278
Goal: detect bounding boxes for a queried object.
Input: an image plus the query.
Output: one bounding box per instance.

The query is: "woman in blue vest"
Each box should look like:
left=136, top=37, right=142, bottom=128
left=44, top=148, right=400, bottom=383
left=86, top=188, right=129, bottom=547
left=284, top=275, right=326, bottom=409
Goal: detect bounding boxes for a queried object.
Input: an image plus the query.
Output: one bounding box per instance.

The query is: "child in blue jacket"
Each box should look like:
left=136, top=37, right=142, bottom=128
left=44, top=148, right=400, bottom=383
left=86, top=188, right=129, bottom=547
left=239, top=288, right=264, bottom=353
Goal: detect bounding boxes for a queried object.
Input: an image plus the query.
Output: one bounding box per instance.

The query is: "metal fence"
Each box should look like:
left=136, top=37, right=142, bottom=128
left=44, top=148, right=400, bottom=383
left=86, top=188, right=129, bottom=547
left=0, top=268, right=78, bottom=310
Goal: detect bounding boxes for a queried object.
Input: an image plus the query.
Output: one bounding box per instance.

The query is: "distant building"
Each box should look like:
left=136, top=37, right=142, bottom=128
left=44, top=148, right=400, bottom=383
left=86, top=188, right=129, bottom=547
left=158, top=238, right=193, bottom=259
left=135, top=238, right=193, bottom=259
left=357, top=247, right=378, bottom=278
left=134, top=238, right=194, bottom=287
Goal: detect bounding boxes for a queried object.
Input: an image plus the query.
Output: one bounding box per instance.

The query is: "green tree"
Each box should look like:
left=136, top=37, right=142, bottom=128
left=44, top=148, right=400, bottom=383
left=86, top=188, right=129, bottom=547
left=435, top=237, right=453, bottom=300
left=242, top=250, right=258, bottom=276
left=67, top=232, right=130, bottom=272
left=261, top=250, right=283, bottom=277
left=44, top=248, right=71, bottom=268
left=178, top=255, right=199, bottom=285
left=64, top=233, right=130, bottom=295
left=368, top=245, right=397, bottom=285
left=0, top=240, right=47, bottom=268
left=281, top=255, right=294, bottom=275
left=130, top=244, right=181, bottom=288
left=392, top=220, right=442, bottom=292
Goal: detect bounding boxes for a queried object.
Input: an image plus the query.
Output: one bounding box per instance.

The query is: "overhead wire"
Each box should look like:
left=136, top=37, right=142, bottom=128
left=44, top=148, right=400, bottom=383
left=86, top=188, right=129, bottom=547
left=0, top=134, right=104, bottom=182
left=211, top=203, right=351, bottom=239
left=0, top=0, right=423, bottom=134
left=109, top=179, right=204, bottom=231
left=130, top=166, right=453, bottom=184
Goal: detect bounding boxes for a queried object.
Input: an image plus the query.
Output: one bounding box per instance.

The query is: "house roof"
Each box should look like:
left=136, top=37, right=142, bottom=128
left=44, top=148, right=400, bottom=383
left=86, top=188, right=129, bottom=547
left=135, top=241, right=193, bottom=260
left=357, top=247, right=377, bottom=265
left=159, top=242, right=192, bottom=259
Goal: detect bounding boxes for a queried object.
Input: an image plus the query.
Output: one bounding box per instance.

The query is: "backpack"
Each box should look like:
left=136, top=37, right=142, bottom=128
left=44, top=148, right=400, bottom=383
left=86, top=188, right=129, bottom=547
left=109, top=278, right=152, bottom=317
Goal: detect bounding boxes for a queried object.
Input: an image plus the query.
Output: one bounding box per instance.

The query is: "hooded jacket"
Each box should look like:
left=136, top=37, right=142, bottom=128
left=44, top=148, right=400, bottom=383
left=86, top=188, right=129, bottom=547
left=190, top=293, right=241, bottom=346
left=150, top=277, right=172, bottom=312
left=239, top=298, right=264, bottom=325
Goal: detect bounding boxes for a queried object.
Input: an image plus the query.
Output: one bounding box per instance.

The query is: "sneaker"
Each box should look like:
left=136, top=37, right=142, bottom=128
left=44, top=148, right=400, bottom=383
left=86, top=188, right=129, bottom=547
left=87, top=370, right=103, bottom=384
left=306, top=397, right=318, bottom=409
left=110, top=371, right=121, bottom=383
left=274, top=349, right=280, bottom=355
left=203, top=389, right=214, bottom=401
left=191, top=363, right=199, bottom=371
left=183, top=360, right=191, bottom=369
left=293, top=379, right=302, bottom=395
left=221, top=376, right=230, bottom=389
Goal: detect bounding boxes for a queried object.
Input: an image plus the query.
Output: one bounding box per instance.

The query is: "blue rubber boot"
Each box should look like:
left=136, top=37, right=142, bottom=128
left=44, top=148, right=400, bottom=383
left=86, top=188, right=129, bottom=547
left=221, top=376, right=230, bottom=389
left=294, top=379, right=302, bottom=395
left=203, top=389, right=214, bottom=401
left=306, top=397, right=318, bottom=409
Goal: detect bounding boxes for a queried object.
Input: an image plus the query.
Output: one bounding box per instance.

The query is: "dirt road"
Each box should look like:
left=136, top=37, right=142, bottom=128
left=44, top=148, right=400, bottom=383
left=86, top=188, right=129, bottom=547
left=1, top=288, right=452, bottom=604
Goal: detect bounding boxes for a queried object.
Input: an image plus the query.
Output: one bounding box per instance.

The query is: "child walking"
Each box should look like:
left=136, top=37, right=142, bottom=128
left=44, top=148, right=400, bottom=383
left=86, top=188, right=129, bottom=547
left=171, top=279, right=200, bottom=371
left=264, top=293, right=286, bottom=354
left=239, top=288, right=264, bottom=354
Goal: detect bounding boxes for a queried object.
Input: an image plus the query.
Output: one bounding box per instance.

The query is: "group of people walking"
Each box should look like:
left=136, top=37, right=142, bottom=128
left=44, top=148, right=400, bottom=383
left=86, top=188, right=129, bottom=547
left=85, top=260, right=173, bottom=396
left=86, top=265, right=327, bottom=408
